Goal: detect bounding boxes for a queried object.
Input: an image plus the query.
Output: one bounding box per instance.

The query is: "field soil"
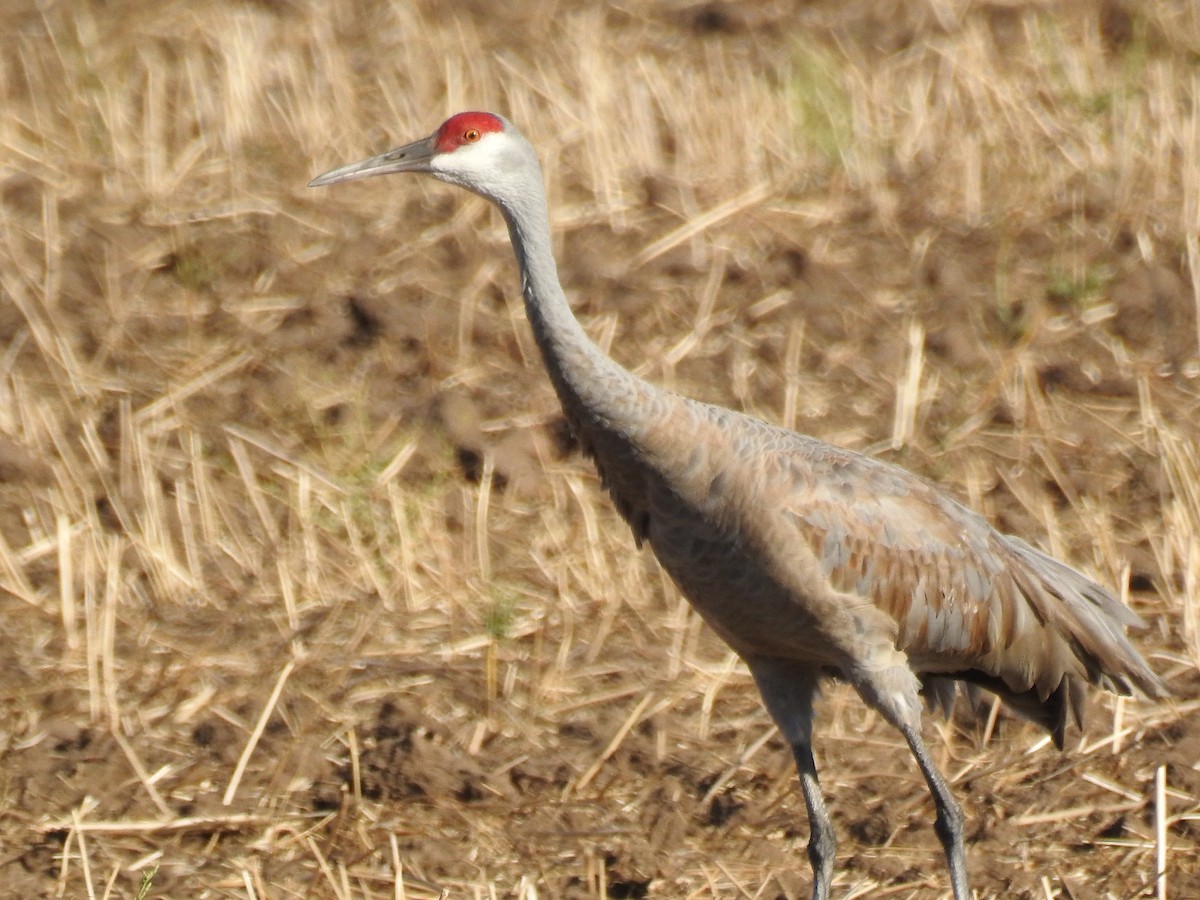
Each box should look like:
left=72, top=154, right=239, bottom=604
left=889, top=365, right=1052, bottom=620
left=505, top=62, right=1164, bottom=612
left=1, top=0, right=1198, bottom=897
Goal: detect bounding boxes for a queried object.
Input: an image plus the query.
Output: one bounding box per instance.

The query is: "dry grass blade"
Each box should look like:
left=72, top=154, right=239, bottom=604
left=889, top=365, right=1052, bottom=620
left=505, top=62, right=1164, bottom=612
left=70, top=805, right=96, bottom=900
left=110, top=730, right=174, bottom=820
left=1156, top=764, right=1168, bottom=900
left=573, top=691, right=657, bottom=793
left=1144, top=392, right=1200, bottom=670
left=633, top=183, right=771, bottom=266
left=891, top=319, right=926, bottom=451
left=223, top=660, right=296, bottom=806
left=37, top=814, right=276, bottom=835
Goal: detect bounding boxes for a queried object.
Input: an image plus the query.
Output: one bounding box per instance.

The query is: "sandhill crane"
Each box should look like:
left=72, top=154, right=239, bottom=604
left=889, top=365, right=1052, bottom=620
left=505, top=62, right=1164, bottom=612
left=311, top=112, right=1168, bottom=899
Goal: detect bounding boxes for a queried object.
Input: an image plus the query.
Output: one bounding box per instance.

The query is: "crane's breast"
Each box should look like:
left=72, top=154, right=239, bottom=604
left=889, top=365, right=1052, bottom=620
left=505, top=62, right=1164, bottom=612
left=646, top=506, right=850, bottom=666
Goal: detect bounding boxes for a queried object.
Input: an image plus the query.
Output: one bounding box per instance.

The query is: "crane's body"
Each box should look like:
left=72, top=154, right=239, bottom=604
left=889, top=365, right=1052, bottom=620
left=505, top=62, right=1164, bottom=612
left=311, top=112, right=1167, bottom=900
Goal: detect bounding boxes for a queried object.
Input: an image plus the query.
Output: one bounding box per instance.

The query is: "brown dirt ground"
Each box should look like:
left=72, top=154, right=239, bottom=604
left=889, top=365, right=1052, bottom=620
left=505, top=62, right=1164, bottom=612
left=1, top=0, right=1198, bottom=898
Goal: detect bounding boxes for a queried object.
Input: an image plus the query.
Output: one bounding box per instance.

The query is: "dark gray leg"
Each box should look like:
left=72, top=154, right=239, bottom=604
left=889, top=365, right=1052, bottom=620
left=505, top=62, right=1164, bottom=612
left=749, top=661, right=834, bottom=900
left=790, top=734, right=835, bottom=900
left=848, top=661, right=972, bottom=899
left=900, top=722, right=969, bottom=900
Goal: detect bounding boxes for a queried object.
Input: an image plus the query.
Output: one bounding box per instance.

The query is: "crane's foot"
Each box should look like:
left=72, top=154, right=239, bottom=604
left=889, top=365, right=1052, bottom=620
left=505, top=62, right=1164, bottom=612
left=805, top=818, right=835, bottom=900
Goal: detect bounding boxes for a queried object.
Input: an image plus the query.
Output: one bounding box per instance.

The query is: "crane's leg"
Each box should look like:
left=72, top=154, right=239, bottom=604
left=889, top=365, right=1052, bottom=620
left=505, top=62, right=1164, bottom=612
left=790, top=723, right=835, bottom=900
left=748, top=660, right=835, bottom=900
left=852, top=664, right=970, bottom=900
left=899, top=721, right=968, bottom=900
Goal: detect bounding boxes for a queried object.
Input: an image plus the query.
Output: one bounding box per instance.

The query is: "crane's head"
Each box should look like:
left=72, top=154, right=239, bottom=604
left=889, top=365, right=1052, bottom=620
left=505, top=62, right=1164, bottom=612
left=309, top=112, right=536, bottom=205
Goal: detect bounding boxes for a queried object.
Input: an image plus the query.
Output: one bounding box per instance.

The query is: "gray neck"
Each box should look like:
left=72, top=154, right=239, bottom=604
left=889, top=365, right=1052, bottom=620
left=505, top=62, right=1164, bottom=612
left=497, top=190, right=653, bottom=434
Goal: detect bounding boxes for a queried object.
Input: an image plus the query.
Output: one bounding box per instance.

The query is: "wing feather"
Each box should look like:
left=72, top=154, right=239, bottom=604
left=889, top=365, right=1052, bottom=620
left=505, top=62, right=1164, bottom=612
left=770, top=433, right=1166, bottom=726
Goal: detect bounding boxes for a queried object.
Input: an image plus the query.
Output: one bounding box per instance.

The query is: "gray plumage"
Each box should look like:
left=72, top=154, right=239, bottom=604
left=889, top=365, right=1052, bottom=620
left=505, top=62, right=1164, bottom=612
left=311, top=112, right=1168, bottom=900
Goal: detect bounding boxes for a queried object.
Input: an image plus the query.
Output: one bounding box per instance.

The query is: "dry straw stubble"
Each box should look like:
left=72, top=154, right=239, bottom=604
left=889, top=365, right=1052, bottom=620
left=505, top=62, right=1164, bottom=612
left=1, top=1, right=1198, bottom=897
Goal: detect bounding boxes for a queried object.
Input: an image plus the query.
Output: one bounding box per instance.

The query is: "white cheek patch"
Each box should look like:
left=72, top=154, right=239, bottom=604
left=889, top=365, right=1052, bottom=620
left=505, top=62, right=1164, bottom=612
left=430, top=134, right=534, bottom=204
left=432, top=134, right=507, bottom=175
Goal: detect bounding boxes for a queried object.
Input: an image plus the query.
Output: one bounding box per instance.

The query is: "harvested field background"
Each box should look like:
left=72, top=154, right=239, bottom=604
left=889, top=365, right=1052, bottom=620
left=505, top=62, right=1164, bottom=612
left=1, top=0, right=1198, bottom=897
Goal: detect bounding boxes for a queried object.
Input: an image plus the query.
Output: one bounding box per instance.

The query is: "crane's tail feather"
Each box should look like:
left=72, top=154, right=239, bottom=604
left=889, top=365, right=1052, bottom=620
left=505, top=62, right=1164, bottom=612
left=923, top=535, right=1169, bottom=749
left=924, top=672, right=1084, bottom=750
left=1004, top=536, right=1170, bottom=703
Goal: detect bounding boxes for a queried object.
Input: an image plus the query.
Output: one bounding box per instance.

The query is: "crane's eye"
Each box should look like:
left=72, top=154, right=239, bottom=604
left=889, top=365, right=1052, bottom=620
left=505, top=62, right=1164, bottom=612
left=464, top=128, right=480, bottom=142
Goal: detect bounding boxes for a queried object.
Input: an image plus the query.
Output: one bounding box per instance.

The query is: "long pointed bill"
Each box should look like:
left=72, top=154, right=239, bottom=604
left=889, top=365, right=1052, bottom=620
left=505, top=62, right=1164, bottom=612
left=309, top=133, right=438, bottom=187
